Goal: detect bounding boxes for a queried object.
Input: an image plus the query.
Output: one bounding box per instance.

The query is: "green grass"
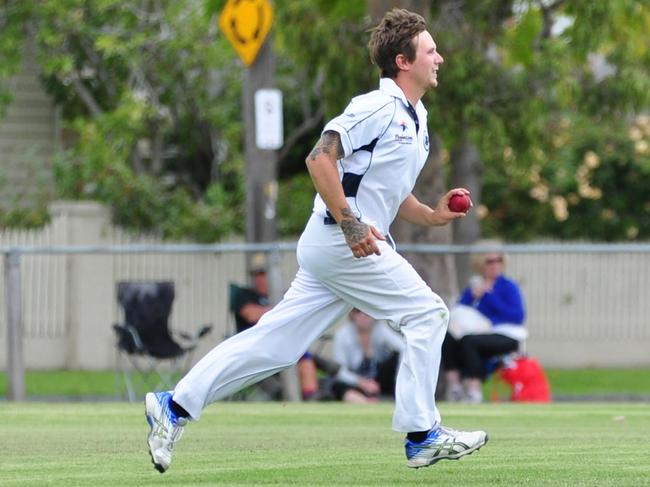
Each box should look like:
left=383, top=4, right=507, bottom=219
left=544, top=369, right=650, bottom=396
left=0, top=370, right=183, bottom=398
left=1, top=368, right=648, bottom=398
left=1, top=402, right=649, bottom=486
left=483, top=368, right=650, bottom=401
left=0, top=370, right=119, bottom=396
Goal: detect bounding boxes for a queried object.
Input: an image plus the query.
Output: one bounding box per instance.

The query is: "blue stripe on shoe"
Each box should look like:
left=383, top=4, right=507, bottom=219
left=405, top=428, right=441, bottom=459
left=156, top=391, right=179, bottom=425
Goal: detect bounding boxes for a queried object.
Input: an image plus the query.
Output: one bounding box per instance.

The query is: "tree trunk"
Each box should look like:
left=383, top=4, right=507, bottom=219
left=451, top=135, right=483, bottom=289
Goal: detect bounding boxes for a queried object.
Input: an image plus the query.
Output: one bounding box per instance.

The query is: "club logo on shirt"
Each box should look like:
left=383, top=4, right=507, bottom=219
left=399, top=120, right=408, bottom=132
left=395, top=133, right=414, bottom=144
left=424, top=133, right=430, bottom=151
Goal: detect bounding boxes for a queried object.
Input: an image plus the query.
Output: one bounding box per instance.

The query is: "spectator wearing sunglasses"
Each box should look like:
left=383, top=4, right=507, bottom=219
left=441, top=251, right=526, bottom=403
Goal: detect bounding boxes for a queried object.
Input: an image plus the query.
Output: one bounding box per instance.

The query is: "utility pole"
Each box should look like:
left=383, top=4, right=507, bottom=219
left=242, top=38, right=278, bottom=244
left=219, top=0, right=301, bottom=401
left=242, top=36, right=300, bottom=404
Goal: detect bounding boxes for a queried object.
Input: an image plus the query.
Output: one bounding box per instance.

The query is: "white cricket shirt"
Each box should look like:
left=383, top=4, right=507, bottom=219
left=312, top=77, right=430, bottom=236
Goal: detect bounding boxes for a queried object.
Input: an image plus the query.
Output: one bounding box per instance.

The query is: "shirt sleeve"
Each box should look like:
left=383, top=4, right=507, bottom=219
left=232, top=288, right=259, bottom=314
left=323, top=97, right=395, bottom=158
left=458, top=287, right=474, bottom=306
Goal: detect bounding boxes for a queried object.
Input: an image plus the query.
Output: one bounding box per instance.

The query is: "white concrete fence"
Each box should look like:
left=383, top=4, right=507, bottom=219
left=2, top=201, right=650, bottom=400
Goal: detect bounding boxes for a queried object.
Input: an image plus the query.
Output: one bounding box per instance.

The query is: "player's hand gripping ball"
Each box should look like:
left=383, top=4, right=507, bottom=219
left=448, top=193, right=471, bottom=213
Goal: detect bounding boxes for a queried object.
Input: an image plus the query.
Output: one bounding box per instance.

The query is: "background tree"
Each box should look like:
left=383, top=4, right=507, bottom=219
left=441, top=0, right=650, bottom=244
left=0, top=0, right=648, bottom=250
left=425, top=0, right=650, bottom=283
left=2, top=0, right=246, bottom=240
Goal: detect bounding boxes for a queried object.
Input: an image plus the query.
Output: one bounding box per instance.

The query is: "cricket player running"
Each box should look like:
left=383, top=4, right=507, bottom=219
left=145, top=8, right=488, bottom=472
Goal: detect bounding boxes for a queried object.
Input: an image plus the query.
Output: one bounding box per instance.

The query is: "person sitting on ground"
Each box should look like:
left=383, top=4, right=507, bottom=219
left=331, top=308, right=405, bottom=403
left=232, top=255, right=319, bottom=400
left=442, top=250, right=526, bottom=403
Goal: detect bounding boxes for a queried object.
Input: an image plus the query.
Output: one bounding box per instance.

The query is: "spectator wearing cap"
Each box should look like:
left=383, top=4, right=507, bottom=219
left=231, top=254, right=320, bottom=400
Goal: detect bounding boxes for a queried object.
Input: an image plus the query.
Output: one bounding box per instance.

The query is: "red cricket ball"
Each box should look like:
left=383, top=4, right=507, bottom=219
left=448, top=193, right=471, bottom=213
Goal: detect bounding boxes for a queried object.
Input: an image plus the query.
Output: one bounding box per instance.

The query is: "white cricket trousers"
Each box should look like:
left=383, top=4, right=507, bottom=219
left=173, top=214, right=449, bottom=433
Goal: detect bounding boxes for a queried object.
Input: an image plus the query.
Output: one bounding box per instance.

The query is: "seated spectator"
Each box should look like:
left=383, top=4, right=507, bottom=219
left=331, top=308, right=405, bottom=403
left=442, top=250, right=527, bottom=403
left=232, top=254, right=319, bottom=400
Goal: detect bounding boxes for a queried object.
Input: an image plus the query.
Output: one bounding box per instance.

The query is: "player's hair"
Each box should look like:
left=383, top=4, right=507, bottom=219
left=368, top=9, right=427, bottom=79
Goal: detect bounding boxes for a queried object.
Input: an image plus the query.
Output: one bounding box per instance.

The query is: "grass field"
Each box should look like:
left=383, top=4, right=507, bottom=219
left=2, top=402, right=650, bottom=486
left=2, top=368, right=649, bottom=398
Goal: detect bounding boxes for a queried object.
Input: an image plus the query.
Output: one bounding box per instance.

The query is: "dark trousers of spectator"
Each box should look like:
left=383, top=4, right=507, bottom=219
left=442, top=333, right=519, bottom=381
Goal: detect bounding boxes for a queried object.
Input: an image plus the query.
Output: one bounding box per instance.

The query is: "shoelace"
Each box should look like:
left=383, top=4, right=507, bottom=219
left=162, top=398, right=186, bottom=451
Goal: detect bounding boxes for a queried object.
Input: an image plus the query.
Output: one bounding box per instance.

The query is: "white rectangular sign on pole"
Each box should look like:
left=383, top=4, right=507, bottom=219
left=255, top=88, right=283, bottom=150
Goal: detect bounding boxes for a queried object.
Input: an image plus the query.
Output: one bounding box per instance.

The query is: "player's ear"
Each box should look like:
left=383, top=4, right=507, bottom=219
left=395, top=53, right=411, bottom=71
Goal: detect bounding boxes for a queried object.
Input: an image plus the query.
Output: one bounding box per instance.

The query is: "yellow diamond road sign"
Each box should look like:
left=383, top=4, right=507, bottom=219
left=219, top=0, right=274, bottom=67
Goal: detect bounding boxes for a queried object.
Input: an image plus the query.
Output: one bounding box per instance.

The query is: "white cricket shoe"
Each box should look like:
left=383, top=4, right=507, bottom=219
left=145, top=391, right=187, bottom=473
left=405, top=425, right=488, bottom=468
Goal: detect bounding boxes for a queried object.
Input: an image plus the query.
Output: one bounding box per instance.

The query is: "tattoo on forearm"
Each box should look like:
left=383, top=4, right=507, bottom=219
left=307, top=130, right=344, bottom=162
left=340, top=208, right=368, bottom=245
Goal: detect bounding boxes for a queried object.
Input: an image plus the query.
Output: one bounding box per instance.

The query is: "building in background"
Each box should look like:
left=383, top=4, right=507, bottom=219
left=0, top=42, right=60, bottom=210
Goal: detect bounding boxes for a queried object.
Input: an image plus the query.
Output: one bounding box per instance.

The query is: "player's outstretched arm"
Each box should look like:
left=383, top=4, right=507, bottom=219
left=398, top=189, right=472, bottom=226
left=305, top=131, right=384, bottom=258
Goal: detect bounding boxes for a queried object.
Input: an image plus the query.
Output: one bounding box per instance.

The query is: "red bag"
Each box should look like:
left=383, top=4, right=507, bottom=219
left=498, top=356, right=551, bottom=402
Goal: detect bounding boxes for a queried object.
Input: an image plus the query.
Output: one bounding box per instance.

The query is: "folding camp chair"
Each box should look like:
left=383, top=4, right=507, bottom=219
left=113, top=281, right=212, bottom=402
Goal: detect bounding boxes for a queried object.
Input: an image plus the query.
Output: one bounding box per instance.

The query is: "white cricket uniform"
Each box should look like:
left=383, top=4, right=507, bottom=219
left=174, top=78, right=449, bottom=433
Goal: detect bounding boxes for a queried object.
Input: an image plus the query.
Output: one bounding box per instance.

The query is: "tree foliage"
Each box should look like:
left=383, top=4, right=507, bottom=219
left=276, top=0, right=650, bottom=241
left=428, top=0, right=650, bottom=240
left=2, top=0, right=245, bottom=240
left=0, top=0, right=649, bottom=241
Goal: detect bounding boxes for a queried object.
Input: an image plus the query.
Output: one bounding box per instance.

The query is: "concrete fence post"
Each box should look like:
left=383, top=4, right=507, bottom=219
left=5, top=250, right=25, bottom=401
left=48, top=201, right=114, bottom=370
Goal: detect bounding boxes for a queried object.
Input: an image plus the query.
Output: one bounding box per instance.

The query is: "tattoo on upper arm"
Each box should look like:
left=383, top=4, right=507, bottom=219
left=307, top=143, right=322, bottom=161
left=307, top=130, right=344, bottom=162
left=322, top=131, right=344, bottom=158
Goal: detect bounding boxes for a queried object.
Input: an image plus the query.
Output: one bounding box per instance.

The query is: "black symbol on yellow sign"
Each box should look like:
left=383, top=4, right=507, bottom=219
left=229, top=3, right=264, bottom=44
left=219, top=0, right=274, bottom=66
